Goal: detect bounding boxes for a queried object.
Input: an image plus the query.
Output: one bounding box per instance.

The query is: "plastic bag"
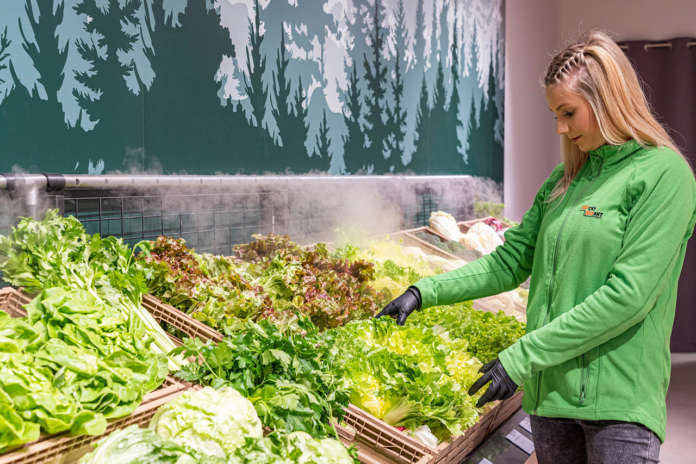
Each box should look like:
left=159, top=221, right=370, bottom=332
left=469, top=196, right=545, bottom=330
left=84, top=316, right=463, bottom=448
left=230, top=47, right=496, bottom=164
left=412, top=425, right=439, bottom=448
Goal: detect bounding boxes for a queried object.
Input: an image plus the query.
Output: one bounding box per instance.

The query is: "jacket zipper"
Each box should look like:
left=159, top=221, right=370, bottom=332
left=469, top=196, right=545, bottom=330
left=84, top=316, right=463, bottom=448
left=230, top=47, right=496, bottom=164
left=580, top=354, right=587, bottom=404
left=534, top=205, right=572, bottom=413
left=534, top=163, right=596, bottom=414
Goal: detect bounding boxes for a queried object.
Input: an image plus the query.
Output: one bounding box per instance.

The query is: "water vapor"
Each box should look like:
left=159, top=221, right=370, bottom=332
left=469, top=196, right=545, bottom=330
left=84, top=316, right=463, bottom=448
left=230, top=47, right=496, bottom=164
left=0, top=169, right=502, bottom=255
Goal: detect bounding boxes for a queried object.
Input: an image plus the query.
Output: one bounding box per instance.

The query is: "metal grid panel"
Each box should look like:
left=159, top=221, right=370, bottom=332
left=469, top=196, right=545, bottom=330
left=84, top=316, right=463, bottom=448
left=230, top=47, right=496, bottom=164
left=60, top=190, right=279, bottom=255
left=414, top=190, right=438, bottom=227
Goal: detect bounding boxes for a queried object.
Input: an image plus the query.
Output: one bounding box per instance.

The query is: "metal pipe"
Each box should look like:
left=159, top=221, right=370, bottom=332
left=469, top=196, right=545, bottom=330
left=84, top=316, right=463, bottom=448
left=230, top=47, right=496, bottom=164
left=61, top=174, right=473, bottom=189
left=0, top=174, right=48, bottom=218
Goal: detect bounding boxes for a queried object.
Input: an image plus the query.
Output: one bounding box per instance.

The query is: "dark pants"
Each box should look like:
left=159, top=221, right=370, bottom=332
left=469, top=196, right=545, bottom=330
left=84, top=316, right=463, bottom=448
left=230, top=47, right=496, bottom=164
left=530, top=415, right=660, bottom=464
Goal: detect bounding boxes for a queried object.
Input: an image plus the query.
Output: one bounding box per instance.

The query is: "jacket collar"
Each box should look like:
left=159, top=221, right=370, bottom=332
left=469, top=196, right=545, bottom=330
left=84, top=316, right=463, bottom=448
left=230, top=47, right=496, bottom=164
left=586, top=139, right=642, bottom=178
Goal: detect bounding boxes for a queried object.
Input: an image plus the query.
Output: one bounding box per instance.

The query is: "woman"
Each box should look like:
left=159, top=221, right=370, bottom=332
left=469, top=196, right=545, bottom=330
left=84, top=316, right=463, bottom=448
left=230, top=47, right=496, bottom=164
left=377, top=30, right=695, bottom=464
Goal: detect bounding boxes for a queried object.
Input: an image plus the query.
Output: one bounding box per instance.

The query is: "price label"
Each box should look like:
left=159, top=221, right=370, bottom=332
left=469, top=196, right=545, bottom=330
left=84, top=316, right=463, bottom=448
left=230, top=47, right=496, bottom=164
left=478, top=459, right=494, bottom=464
left=506, top=429, right=535, bottom=454
left=519, top=416, right=532, bottom=433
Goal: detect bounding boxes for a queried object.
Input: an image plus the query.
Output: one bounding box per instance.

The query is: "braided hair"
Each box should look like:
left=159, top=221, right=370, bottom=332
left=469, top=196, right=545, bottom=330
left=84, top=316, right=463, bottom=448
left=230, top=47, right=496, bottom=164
left=544, top=46, right=587, bottom=86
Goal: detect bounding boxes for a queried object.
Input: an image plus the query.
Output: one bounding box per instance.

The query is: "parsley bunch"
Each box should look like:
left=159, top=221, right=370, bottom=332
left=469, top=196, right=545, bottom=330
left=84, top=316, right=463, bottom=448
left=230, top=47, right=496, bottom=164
left=173, top=318, right=349, bottom=439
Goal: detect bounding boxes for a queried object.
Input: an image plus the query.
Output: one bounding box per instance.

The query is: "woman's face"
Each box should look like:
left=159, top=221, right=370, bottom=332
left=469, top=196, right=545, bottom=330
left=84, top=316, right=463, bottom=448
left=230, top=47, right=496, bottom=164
left=546, top=83, right=606, bottom=152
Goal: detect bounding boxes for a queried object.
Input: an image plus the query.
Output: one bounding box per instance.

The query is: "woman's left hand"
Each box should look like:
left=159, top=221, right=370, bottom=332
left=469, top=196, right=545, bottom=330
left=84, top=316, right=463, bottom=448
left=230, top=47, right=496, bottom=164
left=468, top=358, right=518, bottom=407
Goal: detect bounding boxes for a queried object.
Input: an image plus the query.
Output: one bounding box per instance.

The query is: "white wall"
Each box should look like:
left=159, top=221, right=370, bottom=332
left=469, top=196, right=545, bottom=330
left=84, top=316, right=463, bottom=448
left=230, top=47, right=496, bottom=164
left=504, top=0, right=696, bottom=221
left=504, top=0, right=560, bottom=222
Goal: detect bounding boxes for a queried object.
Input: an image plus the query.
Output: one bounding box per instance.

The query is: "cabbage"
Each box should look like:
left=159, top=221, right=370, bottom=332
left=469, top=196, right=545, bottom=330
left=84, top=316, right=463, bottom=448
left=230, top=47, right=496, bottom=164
left=227, top=432, right=354, bottom=464
left=149, top=387, right=262, bottom=458
left=429, top=211, right=464, bottom=242
left=78, top=425, right=204, bottom=464
left=288, top=432, right=354, bottom=464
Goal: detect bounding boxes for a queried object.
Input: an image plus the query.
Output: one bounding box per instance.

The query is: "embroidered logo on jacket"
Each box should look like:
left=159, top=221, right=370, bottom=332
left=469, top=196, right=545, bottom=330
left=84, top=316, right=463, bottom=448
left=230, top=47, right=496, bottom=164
left=580, top=205, right=603, bottom=218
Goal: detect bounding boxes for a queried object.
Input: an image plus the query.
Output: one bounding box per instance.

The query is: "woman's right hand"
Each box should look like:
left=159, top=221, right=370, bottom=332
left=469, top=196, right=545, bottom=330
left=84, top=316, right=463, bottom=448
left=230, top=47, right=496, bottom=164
left=375, top=286, right=422, bottom=325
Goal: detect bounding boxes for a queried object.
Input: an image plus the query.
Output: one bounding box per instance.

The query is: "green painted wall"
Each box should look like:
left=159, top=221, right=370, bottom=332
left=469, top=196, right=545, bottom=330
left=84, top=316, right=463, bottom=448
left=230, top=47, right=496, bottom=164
left=0, top=0, right=504, bottom=180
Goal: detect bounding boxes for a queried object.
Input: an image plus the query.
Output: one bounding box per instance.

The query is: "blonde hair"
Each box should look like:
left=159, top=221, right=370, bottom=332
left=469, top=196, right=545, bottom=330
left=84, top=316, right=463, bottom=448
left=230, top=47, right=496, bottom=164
left=544, top=30, right=689, bottom=201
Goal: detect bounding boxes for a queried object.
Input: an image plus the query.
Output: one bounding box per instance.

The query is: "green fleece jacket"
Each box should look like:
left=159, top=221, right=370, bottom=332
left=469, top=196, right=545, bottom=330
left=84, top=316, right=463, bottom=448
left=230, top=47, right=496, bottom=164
left=413, top=140, right=696, bottom=441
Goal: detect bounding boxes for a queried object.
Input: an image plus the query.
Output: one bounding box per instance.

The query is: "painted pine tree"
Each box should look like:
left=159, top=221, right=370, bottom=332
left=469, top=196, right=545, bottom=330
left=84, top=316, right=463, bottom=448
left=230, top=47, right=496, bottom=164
left=467, top=69, right=503, bottom=182
left=447, top=5, right=466, bottom=173
left=410, top=76, right=431, bottom=173
left=362, top=0, right=389, bottom=174
left=384, top=0, right=409, bottom=173
left=313, top=109, right=331, bottom=172
left=289, top=76, right=312, bottom=173
left=0, top=1, right=76, bottom=171
left=413, top=0, right=426, bottom=76
left=347, top=0, right=371, bottom=95
left=244, top=0, right=267, bottom=131
left=20, top=1, right=67, bottom=109
left=400, top=0, right=426, bottom=168
left=271, top=24, right=297, bottom=159
left=342, top=65, right=366, bottom=174
left=425, top=0, right=438, bottom=105
left=449, top=10, right=466, bottom=161
left=72, top=0, right=144, bottom=169
left=241, top=0, right=276, bottom=172
left=428, top=59, right=450, bottom=173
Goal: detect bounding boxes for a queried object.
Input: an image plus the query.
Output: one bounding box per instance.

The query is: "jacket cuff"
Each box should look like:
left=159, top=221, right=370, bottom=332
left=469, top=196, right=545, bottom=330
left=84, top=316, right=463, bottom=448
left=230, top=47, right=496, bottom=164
left=498, top=341, right=528, bottom=386
left=412, top=277, right=437, bottom=309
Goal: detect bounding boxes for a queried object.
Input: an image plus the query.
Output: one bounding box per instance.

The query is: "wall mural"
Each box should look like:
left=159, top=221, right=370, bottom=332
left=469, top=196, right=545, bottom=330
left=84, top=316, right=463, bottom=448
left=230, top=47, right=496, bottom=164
left=0, top=0, right=504, bottom=180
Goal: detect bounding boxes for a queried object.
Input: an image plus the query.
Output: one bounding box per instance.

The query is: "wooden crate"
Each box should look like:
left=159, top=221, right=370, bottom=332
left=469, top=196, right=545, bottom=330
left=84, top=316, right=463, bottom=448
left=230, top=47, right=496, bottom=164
left=430, top=393, right=523, bottom=463
left=342, top=392, right=523, bottom=464
left=340, top=405, right=433, bottom=464
left=0, top=389, right=188, bottom=464
left=390, top=229, right=463, bottom=262
left=0, top=286, right=32, bottom=316
left=336, top=423, right=430, bottom=464
left=141, top=293, right=224, bottom=343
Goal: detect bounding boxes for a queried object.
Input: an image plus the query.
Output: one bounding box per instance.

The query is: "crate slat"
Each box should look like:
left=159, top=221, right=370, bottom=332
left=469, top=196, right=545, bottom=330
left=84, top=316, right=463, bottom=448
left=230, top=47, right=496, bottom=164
left=141, top=294, right=224, bottom=343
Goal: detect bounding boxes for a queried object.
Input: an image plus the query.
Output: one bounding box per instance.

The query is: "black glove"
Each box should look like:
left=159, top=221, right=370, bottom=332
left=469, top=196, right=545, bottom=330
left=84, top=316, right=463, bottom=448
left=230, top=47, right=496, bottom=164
left=375, top=286, right=422, bottom=325
left=468, top=359, right=518, bottom=408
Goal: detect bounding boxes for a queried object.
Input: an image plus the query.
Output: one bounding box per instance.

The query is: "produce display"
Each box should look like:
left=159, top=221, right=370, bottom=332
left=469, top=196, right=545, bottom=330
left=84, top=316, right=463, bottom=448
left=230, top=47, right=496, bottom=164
left=0, top=210, right=528, bottom=462
left=429, top=211, right=503, bottom=255
left=426, top=212, right=529, bottom=321
left=79, top=387, right=355, bottom=464
left=140, top=235, right=387, bottom=330
left=411, top=229, right=482, bottom=262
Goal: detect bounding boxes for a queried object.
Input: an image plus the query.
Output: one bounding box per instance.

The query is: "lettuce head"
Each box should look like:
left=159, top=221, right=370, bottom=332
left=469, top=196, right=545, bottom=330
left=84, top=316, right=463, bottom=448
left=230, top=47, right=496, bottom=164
left=149, top=387, right=262, bottom=458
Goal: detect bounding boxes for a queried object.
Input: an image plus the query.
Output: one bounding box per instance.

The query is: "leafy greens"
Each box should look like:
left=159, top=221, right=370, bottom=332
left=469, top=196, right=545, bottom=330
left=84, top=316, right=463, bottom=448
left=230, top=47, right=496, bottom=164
left=0, top=211, right=179, bottom=368
left=172, top=319, right=349, bottom=439
left=0, top=287, right=168, bottom=452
